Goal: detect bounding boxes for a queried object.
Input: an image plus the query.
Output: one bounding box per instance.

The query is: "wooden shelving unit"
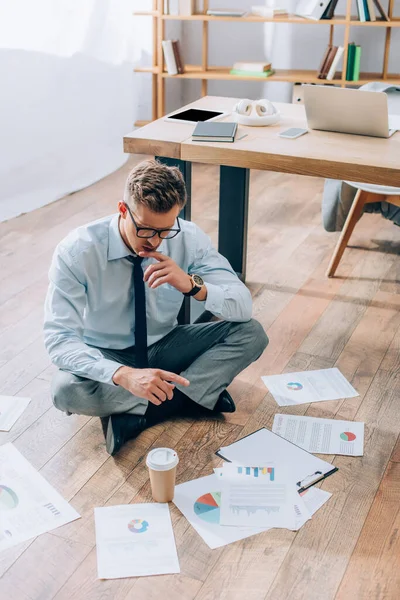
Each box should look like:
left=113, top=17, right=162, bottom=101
left=134, top=0, right=399, bottom=122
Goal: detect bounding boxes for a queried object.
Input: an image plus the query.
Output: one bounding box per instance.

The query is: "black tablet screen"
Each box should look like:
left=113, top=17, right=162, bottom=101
left=169, top=109, right=223, bottom=122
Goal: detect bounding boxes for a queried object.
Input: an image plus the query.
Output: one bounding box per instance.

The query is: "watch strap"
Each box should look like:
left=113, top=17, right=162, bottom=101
left=183, top=284, right=201, bottom=297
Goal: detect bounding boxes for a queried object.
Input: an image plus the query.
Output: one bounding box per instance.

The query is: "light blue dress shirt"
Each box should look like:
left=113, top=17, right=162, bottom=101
left=44, top=214, right=252, bottom=385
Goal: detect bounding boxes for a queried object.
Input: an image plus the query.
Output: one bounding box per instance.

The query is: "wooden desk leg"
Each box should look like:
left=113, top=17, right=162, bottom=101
left=155, top=156, right=212, bottom=324
left=219, top=166, right=250, bottom=281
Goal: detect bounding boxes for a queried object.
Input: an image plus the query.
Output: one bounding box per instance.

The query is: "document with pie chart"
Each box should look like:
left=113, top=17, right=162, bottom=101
left=273, top=414, right=364, bottom=456
left=94, top=503, right=180, bottom=579
left=0, top=443, right=80, bottom=553
left=262, top=368, right=359, bottom=406
left=173, top=475, right=267, bottom=549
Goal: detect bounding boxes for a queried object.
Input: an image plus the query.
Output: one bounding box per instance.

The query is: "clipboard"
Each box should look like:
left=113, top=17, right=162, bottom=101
left=216, top=427, right=338, bottom=493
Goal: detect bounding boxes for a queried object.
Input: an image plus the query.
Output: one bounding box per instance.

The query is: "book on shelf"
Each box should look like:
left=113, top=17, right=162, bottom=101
left=345, top=43, right=361, bottom=81
left=356, top=0, right=389, bottom=20
left=172, top=40, right=184, bottom=73
left=295, top=0, right=332, bottom=20
left=320, top=45, right=338, bottom=79
left=233, top=61, right=272, bottom=72
left=192, top=121, right=238, bottom=143
left=326, top=46, right=344, bottom=80
left=162, top=40, right=178, bottom=75
left=346, top=43, right=355, bottom=80
left=230, top=68, right=274, bottom=77
left=320, top=0, right=339, bottom=19
left=366, top=0, right=376, bottom=21
left=317, top=44, right=332, bottom=78
left=206, top=9, right=247, bottom=17
left=251, top=5, right=288, bottom=17
left=372, top=0, right=389, bottom=20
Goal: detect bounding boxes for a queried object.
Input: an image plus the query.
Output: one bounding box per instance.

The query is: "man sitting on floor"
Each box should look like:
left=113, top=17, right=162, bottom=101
left=44, top=159, right=268, bottom=455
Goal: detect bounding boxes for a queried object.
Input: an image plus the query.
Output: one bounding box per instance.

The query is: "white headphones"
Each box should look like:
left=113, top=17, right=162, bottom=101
left=233, top=98, right=280, bottom=126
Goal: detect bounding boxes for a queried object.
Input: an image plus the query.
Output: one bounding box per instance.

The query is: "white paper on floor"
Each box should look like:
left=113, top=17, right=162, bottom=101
left=0, top=395, right=31, bottom=431
left=94, top=503, right=180, bottom=579
left=273, top=413, right=364, bottom=456
left=261, top=368, right=359, bottom=406
left=0, top=443, right=80, bottom=552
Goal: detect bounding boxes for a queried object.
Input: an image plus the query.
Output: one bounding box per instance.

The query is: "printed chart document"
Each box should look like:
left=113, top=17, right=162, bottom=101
left=217, top=464, right=307, bottom=530
left=0, top=395, right=31, bottom=431
left=0, top=443, right=80, bottom=552
left=94, top=503, right=180, bottom=579
left=273, top=414, right=364, bottom=456
left=173, top=474, right=267, bottom=549
left=215, top=467, right=331, bottom=531
left=217, top=428, right=338, bottom=492
left=261, top=368, right=359, bottom=406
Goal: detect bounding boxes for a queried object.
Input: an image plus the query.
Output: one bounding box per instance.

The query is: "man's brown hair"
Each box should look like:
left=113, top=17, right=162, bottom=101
left=124, top=159, right=187, bottom=213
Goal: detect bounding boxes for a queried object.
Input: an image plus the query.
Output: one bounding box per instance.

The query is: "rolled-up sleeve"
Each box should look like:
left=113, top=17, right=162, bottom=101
left=44, top=247, right=121, bottom=384
left=189, top=226, right=252, bottom=322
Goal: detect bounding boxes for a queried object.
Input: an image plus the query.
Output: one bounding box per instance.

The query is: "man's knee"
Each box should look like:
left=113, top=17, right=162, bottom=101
left=235, top=318, right=269, bottom=358
left=51, top=370, right=96, bottom=414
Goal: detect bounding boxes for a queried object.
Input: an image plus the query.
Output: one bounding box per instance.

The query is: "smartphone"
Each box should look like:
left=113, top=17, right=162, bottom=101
left=278, top=128, right=308, bottom=139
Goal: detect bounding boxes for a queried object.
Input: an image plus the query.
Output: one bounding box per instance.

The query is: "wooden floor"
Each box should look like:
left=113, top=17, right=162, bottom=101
left=0, top=158, right=399, bottom=600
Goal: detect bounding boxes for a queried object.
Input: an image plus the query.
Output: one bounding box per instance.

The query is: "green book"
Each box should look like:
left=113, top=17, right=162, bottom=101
left=229, top=68, right=275, bottom=78
left=346, top=43, right=355, bottom=81
left=353, top=45, right=362, bottom=81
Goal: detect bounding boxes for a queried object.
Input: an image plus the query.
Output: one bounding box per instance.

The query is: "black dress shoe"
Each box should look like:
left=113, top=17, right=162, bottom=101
left=105, top=413, right=147, bottom=456
left=100, top=416, right=109, bottom=439
left=212, top=390, right=236, bottom=413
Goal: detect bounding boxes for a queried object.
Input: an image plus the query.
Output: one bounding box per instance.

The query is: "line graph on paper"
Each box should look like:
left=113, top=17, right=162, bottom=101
left=227, top=484, right=286, bottom=516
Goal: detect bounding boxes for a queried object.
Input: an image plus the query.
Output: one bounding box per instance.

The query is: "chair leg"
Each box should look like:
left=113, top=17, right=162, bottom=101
left=326, top=189, right=369, bottom=278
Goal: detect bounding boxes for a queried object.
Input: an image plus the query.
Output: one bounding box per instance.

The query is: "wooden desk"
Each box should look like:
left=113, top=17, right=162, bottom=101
left=124, top=95, right=400, bottom=282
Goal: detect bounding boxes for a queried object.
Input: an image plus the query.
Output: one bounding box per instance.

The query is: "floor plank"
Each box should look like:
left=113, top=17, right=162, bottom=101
left=335, top=461, right=400, bottom=600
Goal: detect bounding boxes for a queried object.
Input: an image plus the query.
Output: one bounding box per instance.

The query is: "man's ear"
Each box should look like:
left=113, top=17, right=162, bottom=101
left=118, top=201, right=127, bottom=218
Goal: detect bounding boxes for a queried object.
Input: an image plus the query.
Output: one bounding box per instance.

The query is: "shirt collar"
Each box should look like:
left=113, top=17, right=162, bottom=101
left=107, top=214, right=167, bottom=261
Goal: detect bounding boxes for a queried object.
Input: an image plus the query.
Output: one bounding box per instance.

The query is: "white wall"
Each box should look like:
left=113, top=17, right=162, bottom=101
left=178, top=0, right=400, bottom=108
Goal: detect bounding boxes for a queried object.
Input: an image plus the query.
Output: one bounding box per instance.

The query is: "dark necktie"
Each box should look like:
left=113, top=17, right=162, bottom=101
left=127, top=256, right=148, bottom=368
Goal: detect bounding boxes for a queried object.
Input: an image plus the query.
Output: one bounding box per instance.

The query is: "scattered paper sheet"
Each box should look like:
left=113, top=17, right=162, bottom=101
left=94, top=503, right=180, bottom=579
left=0, top=395, right=31, bottom=431
left=173, top=475, right=267, bottom=549
left=273, top=414, right=364, bottom=456
left=217, top=428, right=337, bottom=492
left=0, top=443, right=80, bottom=552
left=299, top=486, right=332, bottom=518
left=215, top=467, right=331, bottom=531
left=261, top=368, right=359, bottom=406
left=217, top=464, right=308, bottom=530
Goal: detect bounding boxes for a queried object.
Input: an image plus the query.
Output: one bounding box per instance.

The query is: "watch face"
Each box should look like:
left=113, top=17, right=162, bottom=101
left=192, top=274, right=204, bottom=286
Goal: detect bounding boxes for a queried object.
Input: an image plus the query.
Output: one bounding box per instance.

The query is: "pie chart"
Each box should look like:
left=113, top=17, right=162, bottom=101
left=0, top=485, right=19, bottom=510
left=340, top=431, right=356, bottom=442
left=193, top=492, right=221, bottom=524
left=287, top=382, right=303, bottom=391
left=128, top=519, right=149, bottom=534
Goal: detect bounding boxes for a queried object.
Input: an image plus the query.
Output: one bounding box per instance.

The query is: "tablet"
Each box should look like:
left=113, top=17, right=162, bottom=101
left=164, top=108, right=228, bottom=124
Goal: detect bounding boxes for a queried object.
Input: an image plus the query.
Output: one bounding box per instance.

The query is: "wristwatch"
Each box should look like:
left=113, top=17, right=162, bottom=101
left=183, top=274, right=205, bottom=297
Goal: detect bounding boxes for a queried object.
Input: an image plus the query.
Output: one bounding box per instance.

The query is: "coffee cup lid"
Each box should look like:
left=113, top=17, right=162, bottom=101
left=146, top=448, right=179, bottom=471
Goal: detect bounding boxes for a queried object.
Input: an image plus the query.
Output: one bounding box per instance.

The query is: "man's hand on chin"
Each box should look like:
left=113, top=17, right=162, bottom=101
left=112, top=365, right=190, bottom=406
left=140, top=250, right=207, bottom=301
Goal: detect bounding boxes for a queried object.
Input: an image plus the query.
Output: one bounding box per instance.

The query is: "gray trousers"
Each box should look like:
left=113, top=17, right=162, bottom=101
left=52, top=319, right=268, bottom=418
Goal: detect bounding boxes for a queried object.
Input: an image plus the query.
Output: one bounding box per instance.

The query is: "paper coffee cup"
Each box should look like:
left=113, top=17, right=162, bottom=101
left=146, top=447, right=179, bottom=503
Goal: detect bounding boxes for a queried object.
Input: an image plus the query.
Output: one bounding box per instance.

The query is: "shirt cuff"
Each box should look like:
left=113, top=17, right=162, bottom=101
left=204, top=282, right=225, bottom=316
left=91, top=358, right=123, bottom=386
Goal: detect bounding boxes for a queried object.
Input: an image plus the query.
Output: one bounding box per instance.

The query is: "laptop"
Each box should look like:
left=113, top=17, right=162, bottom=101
left=304, top=85, right=400, bottom=138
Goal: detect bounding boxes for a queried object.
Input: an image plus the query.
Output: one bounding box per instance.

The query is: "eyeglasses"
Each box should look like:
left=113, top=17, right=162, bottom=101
left=124, top=203, right=181, bottom=239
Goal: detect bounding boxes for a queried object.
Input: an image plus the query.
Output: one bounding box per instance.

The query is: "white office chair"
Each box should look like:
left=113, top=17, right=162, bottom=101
left=326, top=181, right=400, bottom=277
